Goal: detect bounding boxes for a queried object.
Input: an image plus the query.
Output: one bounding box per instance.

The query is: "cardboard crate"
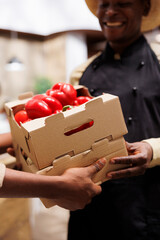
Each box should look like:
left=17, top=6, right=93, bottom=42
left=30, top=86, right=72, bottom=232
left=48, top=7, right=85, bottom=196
left=19, top=136, right=127, bottom=208
left=5, top=86, right=128, bottom=208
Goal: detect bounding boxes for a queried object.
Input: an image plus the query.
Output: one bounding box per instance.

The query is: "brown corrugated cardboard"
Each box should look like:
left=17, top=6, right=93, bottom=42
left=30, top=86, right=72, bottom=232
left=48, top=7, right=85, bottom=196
left=5, top=85, right=128, bottom=208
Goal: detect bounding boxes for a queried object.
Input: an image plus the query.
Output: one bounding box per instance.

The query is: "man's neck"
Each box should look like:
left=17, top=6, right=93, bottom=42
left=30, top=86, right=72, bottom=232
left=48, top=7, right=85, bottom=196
left=108, top=34, right=142, bottom=55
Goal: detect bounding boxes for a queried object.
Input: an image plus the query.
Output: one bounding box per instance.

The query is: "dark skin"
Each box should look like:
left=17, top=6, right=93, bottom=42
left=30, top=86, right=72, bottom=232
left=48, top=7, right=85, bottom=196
left=107, top=142, right=153, bottom=179
left=97, top=0, right=150, bottom=54
left=96, top=0, right=153, bottom=179
left=1, top=158, right=106, bottom=211
left=0, top=133, right=106, bottom=210
left=0, top=0, right=154, bottom=182
left=0, top=133, right=13, bottom=154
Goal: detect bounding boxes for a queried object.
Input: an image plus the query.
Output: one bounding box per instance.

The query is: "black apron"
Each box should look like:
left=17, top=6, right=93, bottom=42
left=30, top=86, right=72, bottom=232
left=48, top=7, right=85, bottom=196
left=68, top=36, right=160, bottom=240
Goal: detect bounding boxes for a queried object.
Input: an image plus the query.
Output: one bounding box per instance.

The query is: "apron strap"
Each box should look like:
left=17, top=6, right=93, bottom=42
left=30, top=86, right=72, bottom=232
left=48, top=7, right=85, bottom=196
left=70, top=52, right=102, bottom=86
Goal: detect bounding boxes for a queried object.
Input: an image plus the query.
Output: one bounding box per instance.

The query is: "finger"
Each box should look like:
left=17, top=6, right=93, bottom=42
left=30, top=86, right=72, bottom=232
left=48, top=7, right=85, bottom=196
left=125, top=141, right=140, bottom=155
left=7, top=147, right=15, bottom=157
left=106, top=166, right=146, bottom=180
left=125, top=141, right=136, bottom=151
left=92, top=185, right=102, bottom=196
left=110, top=154, right=145, bottom=166
left=125, top=141, right=131, bottom=149
left=87, top=158, right=106, bottom=177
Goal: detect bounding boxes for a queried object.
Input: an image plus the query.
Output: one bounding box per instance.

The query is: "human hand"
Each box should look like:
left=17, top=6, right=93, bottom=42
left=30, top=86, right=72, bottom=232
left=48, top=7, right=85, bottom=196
left=0, top=132, right=13, bottom=154
left=7, top=147, right=15, bottom=157
left=106, top=141, right=153, bottom=180
left=54, top=158, right=106, bottom=211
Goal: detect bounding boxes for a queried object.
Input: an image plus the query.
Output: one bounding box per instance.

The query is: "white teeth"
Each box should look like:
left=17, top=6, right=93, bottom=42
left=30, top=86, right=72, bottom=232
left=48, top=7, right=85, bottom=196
left=106, top=22, right=123, bottom=27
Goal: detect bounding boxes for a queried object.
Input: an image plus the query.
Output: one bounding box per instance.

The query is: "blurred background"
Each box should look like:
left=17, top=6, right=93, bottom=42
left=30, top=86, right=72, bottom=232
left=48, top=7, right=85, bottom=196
left=0, top=1, right=105, bottom=240
left=0, top=0, right=106, bottom=112
left=0, top=1, right=160, bottom=240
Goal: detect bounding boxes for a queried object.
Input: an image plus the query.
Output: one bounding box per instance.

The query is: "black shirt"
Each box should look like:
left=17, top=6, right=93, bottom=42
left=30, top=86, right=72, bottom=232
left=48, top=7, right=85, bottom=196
left=80, top=35, right=160, bottom=142
left=68, top=36, right=160, bottom=240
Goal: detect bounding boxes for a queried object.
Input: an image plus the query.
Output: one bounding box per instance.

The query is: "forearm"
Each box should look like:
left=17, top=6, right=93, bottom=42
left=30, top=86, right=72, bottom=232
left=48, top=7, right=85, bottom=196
left=0, top=132, right=12, bottom=154
left=0, top=168, right=62, bottom=199
left=0, top=160, right=105, bottom=210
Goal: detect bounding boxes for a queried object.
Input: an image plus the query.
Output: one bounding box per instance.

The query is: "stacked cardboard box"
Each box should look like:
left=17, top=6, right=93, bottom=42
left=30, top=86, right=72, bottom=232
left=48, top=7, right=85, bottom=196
left=5, top=86, right=128, bottom=208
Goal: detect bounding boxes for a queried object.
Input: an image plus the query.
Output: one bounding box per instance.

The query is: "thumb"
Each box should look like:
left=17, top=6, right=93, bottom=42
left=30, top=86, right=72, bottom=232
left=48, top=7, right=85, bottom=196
left=125, top=141, right=137, bottom=151
left=125, top=141, right=132, bottom=149
left=87, top=158, right=106, bottom=178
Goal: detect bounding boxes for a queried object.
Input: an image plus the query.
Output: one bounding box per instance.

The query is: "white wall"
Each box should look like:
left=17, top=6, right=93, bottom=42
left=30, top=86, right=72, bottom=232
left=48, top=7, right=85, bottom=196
left=0, top=0, right=100, bottom=35
left=65, top=32, right=88, bottom=83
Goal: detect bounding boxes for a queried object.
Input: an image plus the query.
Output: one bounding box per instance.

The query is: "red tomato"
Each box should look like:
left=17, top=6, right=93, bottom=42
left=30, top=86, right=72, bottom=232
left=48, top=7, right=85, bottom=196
left=42, top=96, right=62, bottom=113
left=32, top=94, right=62, bottom=113
left=60, top=83, right=77, bottom=105
left=73, top=99, right=79, bottom=106
left=25, top=99, right=52, bottom=119
left=52, top=82, right=65, bottom=90
left=14, top=110, right=29, bottom=125
left=46, top=89, right=52, bottom=96
left=49, top=90, right=69, bottom=106
left=54, top=109, right=62, bottom=114
left=65, top=120, right=94, bottom=136
left=32, top=94, right=46, bottom=100
left=33, top=94, right=62, bottom=113
left=76, top=96, right=92, bottom=105
left=50, top=83, right=77, bottom=106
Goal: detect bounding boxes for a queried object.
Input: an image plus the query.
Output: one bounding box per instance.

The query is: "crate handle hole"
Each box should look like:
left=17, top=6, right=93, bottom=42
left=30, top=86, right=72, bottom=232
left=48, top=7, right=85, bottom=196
left=64, top=120, right=94, bottom=136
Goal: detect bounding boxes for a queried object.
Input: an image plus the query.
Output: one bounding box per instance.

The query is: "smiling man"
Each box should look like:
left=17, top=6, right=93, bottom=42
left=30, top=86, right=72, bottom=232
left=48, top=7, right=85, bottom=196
left=98, top=0, right=150, bottom=52
left=68, top=0, right=160, bottom=240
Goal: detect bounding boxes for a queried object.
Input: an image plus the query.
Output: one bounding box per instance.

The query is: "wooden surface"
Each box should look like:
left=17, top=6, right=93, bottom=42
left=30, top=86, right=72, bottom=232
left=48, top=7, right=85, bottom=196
left=0, top=154, right=31, bottom=239
left=0, top=198, right=31, bottom=240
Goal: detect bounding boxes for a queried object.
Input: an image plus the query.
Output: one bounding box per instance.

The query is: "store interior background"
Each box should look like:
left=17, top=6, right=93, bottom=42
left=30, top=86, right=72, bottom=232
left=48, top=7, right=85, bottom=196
left=0, top=0, right=160, bottom=239
left=0, top=1, right=105, bottom=240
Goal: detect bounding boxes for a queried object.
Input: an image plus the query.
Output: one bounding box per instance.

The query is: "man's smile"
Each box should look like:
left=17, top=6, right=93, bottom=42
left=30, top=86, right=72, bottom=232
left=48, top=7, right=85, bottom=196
left=103, top=21, right=125, bottom=28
